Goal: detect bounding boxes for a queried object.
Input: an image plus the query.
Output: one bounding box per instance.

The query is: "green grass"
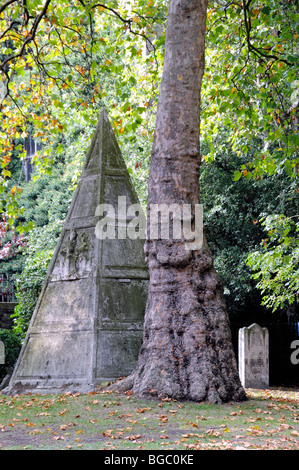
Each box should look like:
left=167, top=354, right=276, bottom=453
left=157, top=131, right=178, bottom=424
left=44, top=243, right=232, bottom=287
left=0, top=388, right=298, bottom=450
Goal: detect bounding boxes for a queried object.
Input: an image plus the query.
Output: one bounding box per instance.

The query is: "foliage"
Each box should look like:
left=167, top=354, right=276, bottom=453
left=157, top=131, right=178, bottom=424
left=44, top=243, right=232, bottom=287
left=0, top=328, right=21, bottom=380
left=0, top=388, right=298, bottom=449
left=12, top=250, right=53, bottom=338
left=0, top=219, right=27, bottom=262
left=199, top=0, right=299, bottom=312
left=0, top=0, right=165, bottom=334
left=247, top=214, right=299, bottom=311
left=200, top=141, right=299, bottom=314
left=11, top=161, right=75, bottom=338
left=0, top=0, right=166, bottom=223
left=202, top=0, right=299, bottom=179
left=0, top=0, right=298, bottom=316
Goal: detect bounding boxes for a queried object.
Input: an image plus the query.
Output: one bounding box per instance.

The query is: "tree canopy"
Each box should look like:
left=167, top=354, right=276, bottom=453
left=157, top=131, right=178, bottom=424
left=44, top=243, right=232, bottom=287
left=0, top=0, right=298, bottom=316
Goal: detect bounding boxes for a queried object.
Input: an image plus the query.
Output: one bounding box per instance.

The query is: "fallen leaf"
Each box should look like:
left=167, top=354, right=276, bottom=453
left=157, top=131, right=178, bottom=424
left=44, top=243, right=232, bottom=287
left=126, top=435, right=142, bottom=441
left=137, top=407, right=151, bottom=413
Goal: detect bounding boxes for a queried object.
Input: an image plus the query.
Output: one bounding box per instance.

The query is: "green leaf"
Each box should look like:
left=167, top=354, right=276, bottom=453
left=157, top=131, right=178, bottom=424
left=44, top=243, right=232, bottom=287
left=233, top=171, right=242, bottom=181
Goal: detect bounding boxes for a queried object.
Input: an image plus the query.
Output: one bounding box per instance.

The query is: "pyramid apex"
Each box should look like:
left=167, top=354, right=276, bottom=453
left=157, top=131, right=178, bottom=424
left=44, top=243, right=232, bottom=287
left=80, top=107, right=125, bottom=176
left=97, top=107, right=109, bottom=124
left=100, top=107, right=109, bottom=118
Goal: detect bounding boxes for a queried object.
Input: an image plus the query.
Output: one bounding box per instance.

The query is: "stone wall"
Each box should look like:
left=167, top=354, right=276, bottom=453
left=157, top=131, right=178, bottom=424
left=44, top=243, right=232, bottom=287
left=0, top=303, right=17, bottom=330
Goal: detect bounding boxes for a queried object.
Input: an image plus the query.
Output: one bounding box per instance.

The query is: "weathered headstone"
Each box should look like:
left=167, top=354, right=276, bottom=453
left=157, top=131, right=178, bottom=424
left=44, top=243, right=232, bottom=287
left=5, top=110, right=149, bottom=394
left=238, top=323, right=269, bottom=388
left=0, top=341, right=4, bottom=365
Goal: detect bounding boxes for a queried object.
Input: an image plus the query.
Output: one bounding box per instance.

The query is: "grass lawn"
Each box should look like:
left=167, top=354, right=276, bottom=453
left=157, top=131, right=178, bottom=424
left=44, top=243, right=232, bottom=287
left=0, top=387, right=298, bottom=450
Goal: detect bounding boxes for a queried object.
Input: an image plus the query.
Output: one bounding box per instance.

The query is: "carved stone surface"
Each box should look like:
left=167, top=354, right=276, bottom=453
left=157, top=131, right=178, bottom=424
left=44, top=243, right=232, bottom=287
left=5, top=110, right=148, bottom=394
left=238, top=323, right=269, bottom=389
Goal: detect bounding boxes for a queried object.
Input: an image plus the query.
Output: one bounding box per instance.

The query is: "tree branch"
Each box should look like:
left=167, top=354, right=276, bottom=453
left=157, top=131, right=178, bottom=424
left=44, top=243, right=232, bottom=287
left=22, top=0, right=34, bottom=26
left=91, top=3, right=157, bottom=52
left=0, top=0, right=52, bottom=71
left=241, top=0, right=292, bottom=67
left=91, top=3, right=132, bottom=25
left=0, top=20, right=22, bottom=41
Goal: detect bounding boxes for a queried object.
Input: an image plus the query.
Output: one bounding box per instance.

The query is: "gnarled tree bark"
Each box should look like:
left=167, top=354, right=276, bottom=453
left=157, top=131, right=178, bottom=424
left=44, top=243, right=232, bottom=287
left=114, top=0, right=246, bottom=403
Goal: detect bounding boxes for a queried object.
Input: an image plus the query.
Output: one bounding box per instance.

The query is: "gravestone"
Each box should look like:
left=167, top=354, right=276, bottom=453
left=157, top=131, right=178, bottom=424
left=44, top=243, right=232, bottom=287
left=238, top=323, right=269, bottom=388
left=5, top=110, right=149, bottom=395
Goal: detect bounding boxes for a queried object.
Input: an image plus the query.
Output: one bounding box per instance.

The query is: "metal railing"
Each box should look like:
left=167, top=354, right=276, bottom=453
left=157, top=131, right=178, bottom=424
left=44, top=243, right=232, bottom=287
left=0, top=274, right=16, bottom=303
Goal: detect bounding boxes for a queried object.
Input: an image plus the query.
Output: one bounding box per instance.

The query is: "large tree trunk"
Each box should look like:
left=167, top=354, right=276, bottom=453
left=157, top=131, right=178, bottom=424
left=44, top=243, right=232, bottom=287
left=115, top=0, right=246, bottom=403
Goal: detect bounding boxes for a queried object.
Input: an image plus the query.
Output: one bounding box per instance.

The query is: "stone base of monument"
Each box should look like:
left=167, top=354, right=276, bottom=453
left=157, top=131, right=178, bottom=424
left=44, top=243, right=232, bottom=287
left=3, top=380, right=96, bottom=395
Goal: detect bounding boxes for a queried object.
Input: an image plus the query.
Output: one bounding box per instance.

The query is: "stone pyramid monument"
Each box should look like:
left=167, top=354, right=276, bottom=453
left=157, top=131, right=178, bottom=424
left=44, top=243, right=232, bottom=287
left=6, top=110, right=149, bottom=394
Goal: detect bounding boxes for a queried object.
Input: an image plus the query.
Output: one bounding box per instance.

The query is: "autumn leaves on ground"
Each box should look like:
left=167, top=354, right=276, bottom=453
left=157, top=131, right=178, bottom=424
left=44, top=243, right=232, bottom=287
left=0, top=388, right=298, bottom=450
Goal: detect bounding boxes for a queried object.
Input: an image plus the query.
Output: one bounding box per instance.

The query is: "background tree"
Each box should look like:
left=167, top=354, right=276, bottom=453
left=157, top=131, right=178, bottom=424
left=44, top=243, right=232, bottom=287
left=200, top=0, right=298, bottom=315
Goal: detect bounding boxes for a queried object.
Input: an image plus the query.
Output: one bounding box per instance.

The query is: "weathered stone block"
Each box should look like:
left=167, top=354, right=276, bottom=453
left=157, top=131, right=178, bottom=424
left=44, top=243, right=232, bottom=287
left=32, top=279, right=93, bottom=329
left=16, top=331, right=92, bottom=379
left=71, top=178, right=99, bottom=219
left=98, top=279, right=148, bottom=323
left=96, top=330, right=143, bottom=380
